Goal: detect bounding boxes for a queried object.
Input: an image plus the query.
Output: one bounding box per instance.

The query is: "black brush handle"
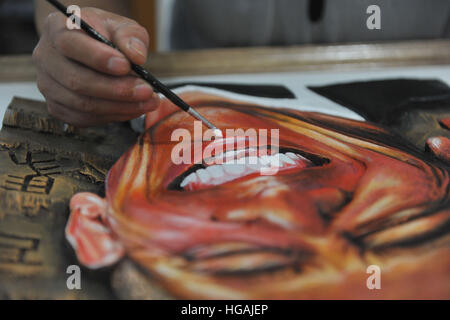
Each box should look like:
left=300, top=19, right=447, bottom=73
left=131, top=65, right=190, bottom=111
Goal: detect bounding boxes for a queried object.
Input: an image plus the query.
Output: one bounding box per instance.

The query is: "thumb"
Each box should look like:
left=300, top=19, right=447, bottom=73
left=106, top=17, right=150, bottom=66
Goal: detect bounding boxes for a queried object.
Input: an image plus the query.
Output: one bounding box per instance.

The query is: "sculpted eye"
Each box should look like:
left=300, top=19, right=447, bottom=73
left=168, top=148, right=329, bottom=191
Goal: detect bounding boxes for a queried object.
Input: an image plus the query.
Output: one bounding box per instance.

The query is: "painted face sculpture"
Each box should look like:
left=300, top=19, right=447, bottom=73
left=66, top=91, right=450, bottom=299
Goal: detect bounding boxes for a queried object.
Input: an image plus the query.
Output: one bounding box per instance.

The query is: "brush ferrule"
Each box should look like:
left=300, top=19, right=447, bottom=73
left=187, top=108, right=219, bottom=131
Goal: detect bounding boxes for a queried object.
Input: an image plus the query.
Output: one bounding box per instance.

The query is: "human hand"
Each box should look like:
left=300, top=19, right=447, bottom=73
left=33, top=7, right=160, bottom=127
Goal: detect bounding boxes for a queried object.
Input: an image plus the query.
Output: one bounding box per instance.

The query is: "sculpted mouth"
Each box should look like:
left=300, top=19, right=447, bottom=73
left=169, top=147, right=328, bottom=191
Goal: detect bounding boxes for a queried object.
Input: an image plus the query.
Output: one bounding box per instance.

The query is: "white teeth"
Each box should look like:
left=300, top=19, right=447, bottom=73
left=206, top=165, right=225, bottom=178
left=222, top=150, right=237, bottom=161
left=196, top=169, right=211, bottom=183
left=179, top=151, right=309, bottom=189
left=286, top=152, right=297, bottom=159
left=222, top=150, right=245, bottom=163
left=286, top=152, right=308, bottom=162
left=247, top=156, right=259, bottom=166
left=212, top=129, right=223, bottom=137
left=259, top=155, right=272, bottom=166
left=223, top=163, right=246, bottom=175
left=180, top=172, right=197, bottom=188
left=211, top=147, right=258, bottom=164
left=258, top=154, right=282, bottom=167
left=245, top=147, right=258, bottom=159
left=279, top=153, right=295, bottom=165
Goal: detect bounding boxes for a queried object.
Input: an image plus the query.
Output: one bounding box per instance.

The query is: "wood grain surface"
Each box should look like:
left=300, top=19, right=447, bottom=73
left=0, top=97, right=137, bottom=299
left=1, top=39, right=450, bottom=82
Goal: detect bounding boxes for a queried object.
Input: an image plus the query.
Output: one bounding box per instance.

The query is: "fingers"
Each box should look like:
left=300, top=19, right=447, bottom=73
left=52, top=26, right=131, bottom=76
left=145, top=96, right=180, bottom=129
left=34, top=7, right=158, bottom=127
left=38, top=72, right=159, bottom=126
left=35, top=38, right=154, bottom=103
left=107, top=19, right=149, bottom=66
left=46, top=100, right=106, bottom=127
left=44, top=10, right=129, bottom=76
left=46, top=99, right=150, bottom=128
left=45, top=8, right=149, bottom=75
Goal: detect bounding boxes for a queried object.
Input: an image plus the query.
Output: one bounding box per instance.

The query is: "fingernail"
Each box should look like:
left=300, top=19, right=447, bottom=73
left=127, top=37, right=146, bottom=57
left=139, top=93, right=159, bottom=111
left=133, top=83, right=152, bottom=99
left=108, top=57, right=129, bottom=73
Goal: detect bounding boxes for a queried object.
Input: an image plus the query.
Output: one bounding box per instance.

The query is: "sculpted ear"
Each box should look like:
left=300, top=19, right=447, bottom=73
left=66, top=193, right=125, bottom=269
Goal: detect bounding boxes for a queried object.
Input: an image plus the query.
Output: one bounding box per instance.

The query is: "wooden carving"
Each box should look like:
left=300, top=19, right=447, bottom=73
left=0, top=92, right=449, bottom=299
left=0, top=97, right=137, bottom=299
left=66, top=92, right=450, bottom=299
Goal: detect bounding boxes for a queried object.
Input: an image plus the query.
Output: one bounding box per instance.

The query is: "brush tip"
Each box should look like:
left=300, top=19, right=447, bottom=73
left=212, top=128, right=223, bottom=138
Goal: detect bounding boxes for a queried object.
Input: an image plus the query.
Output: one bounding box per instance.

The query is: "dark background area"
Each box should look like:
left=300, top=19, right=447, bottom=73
left=0, top=0, right=449, bottom=55
left=0, top=0, right=38, bottom=55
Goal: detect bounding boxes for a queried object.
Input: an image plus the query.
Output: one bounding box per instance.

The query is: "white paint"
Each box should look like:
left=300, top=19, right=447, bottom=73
left=429, top=137, right=442, bottom=149
left=180, top=172, right=197, bottom=188
left=179, top=151, right=310, bottom=190
left=206, top=165, right=225, bottom=179
left=212, top=128, right=223, bottom=138
left=279, top=153, right=295, bottom=165
left=196, top=168, right=211, bottom=183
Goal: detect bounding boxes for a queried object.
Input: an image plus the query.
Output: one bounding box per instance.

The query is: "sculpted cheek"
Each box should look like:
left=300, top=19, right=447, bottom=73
left=307, top=187, right=351, bottom=222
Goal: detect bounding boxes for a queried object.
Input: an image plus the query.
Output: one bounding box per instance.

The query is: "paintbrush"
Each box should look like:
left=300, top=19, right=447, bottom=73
left=45, top=0, right=220, bottom=132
